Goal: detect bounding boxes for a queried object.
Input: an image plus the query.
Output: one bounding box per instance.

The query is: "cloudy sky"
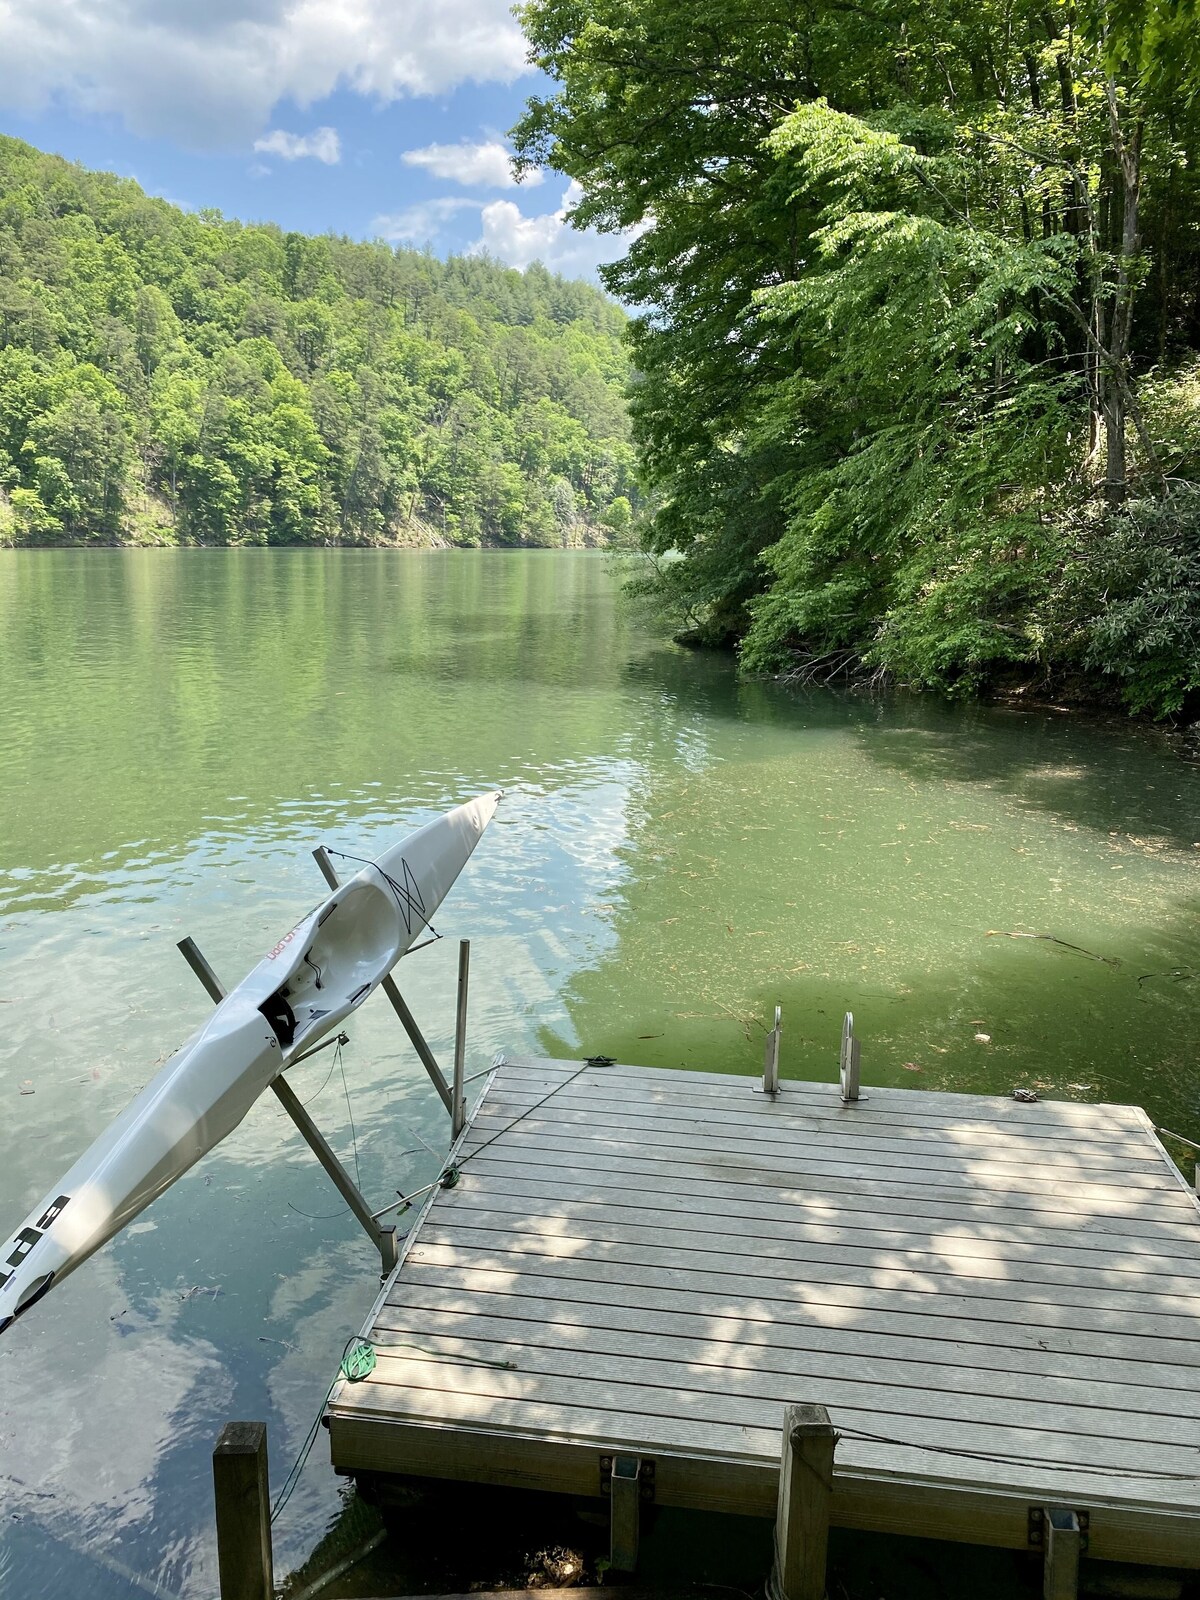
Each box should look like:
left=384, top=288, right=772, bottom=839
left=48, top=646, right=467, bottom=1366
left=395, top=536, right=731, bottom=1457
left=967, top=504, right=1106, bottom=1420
left=0, top=0, right=626, bottom=281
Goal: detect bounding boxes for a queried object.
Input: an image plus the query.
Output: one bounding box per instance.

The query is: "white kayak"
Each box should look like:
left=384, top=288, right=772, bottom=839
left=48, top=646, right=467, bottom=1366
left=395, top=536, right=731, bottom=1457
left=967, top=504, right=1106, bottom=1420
left=0, top=790, right=501, bottom=1335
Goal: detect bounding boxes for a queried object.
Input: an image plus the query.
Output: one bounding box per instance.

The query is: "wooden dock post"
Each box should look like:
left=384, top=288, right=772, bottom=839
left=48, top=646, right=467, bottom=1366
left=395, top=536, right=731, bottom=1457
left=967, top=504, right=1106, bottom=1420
left=610, top=1454, right=643, bottom=1572
left=1043, top=1508, right=1081, bottom=1600
left=771, top=1404, right=836, bottom=1600
left=213, top=1421, right=273, bottom=1600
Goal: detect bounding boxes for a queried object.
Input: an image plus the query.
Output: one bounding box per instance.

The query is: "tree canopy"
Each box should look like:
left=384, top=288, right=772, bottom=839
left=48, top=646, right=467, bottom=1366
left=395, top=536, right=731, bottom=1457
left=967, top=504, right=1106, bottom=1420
left=0, top=135, right=635, bottom=550
left=515, top=0, right=1200, bottom=717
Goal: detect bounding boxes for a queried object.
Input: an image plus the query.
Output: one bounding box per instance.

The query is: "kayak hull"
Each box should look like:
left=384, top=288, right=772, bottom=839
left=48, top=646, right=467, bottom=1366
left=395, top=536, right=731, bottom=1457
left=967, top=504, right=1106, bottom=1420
left=0, top=790, right=500, bottom=1333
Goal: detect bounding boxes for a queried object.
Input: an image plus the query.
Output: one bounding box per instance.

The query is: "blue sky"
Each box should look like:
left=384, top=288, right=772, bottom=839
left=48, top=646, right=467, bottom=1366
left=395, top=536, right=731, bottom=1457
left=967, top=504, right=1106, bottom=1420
left=0, top=0, right=629, bottom=281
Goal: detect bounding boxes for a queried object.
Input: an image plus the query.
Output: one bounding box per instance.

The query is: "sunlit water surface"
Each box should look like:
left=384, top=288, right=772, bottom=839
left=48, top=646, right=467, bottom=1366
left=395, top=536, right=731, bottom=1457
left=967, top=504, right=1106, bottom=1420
left=0, top=550, right=1197, bottom=1597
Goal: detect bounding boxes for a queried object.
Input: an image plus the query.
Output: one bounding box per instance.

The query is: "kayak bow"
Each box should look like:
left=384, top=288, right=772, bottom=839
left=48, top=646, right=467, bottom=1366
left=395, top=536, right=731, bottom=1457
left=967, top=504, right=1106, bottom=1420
left=0, top=790, right=501, bottom=1335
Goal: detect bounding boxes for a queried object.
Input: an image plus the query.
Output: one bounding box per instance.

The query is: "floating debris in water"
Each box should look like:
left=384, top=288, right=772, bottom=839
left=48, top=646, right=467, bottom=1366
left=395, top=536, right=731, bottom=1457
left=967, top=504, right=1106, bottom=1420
left=986, top=930, right=1120, bottom=966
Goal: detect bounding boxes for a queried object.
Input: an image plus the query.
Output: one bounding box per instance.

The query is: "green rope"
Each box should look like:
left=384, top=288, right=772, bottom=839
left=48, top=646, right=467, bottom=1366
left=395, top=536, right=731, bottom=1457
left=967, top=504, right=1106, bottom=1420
left=340, top=1337, right=376, bottom=1381
left=337, top=1042, right=362, bottom=1191
left=270, top=1337, right=377, bottom=1524
left=389, top=1338, right=516, bottom=1371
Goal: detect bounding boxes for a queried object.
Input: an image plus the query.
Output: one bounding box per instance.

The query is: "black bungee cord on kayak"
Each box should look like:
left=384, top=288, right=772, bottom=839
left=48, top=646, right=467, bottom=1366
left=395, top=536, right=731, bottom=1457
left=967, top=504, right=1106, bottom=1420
left=327, top=849, right=441, bottom=943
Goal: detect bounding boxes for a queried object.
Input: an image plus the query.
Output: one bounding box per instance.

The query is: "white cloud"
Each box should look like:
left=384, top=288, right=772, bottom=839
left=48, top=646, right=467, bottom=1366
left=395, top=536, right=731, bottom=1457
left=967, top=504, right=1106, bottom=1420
left=372, top=181, right=646, bottom=281
left=372, top=196, right=483, bottom=245
left=0, top=0, right=530, bottom=147
left=400, top=140, right=540, bottom=190
left=471, top=180, right=641, bottom=280
left=254, top=126, right=341, bottom=164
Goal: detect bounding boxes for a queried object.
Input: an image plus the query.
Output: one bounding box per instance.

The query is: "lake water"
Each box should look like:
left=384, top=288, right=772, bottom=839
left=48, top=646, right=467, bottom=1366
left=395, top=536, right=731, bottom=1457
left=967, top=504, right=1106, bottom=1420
left=0, top=549, right=1197, bottom=1597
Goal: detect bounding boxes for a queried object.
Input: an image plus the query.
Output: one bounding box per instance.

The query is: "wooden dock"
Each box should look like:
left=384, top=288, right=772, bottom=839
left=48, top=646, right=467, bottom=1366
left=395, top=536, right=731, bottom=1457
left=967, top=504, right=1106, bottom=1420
left=324, top=1055, right=1200, bottom=1576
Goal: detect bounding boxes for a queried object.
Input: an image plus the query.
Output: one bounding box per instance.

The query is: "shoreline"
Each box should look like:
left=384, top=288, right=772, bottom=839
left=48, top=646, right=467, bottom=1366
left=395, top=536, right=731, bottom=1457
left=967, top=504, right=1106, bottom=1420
left=0, top=533, right=619, bottom=553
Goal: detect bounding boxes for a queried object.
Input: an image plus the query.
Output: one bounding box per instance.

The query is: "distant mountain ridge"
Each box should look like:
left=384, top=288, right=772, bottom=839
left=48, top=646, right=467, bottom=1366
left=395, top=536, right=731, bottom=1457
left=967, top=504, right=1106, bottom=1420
left=0, top=135, right=636, bottom=548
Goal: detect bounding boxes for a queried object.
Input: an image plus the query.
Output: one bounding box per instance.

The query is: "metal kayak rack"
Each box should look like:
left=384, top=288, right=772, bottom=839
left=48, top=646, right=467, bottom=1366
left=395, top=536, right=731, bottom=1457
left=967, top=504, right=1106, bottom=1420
left=178, top=844, right=471, bottom=1278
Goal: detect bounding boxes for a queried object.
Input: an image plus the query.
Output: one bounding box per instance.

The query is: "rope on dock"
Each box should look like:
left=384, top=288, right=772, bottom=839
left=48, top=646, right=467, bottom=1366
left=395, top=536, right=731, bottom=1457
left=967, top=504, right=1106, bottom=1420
left=387, top=1337, right=517, bottom=1371
left=376, top=1062, right=614, bottom=1222
left=838, top=1426, right=1200, bottom=1481
left=453, top=1058, right=601, bottom=1174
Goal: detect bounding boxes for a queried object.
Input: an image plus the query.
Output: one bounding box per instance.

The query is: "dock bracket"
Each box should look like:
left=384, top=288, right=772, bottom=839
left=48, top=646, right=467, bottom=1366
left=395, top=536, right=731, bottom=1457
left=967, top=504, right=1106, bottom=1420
left=599, top=1453, right=655, bottom=1502
left=1029, top=1505, right=1089, bottom=1561
left=313, top=845, right=461, bottom=1121
left=177, top=936, right=398, bottom=1279
left=1036, top=1506, right=1086, bottom=1600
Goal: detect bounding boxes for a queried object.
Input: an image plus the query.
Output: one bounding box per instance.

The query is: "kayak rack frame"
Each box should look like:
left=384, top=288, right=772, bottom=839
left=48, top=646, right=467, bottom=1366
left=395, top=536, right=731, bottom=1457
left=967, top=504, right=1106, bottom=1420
left=175, top=845, right=474, bottom=1279
left=177, top=934, right=399, bottom=1277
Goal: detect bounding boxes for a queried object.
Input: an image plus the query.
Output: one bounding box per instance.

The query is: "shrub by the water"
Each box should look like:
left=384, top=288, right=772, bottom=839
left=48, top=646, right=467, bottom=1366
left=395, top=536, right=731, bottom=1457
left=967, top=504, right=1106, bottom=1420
left=1077, top=492, right=1200, bottom=720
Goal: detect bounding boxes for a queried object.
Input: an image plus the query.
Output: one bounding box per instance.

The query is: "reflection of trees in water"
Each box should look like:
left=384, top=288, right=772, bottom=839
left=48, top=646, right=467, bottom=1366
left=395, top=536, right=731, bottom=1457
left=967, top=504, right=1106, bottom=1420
left=854, top=698, right=1200, bottom=853
left=626, top=641, right=1200, bottom=852
left=0, top=553, right=638, bottom=903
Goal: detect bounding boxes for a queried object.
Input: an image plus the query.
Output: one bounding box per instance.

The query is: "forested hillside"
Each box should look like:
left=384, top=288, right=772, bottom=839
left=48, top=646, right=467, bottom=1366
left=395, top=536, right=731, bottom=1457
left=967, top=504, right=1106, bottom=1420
left=517, top=0, right=1200, bottom=717
left=0, top=136, right=635, bottom=549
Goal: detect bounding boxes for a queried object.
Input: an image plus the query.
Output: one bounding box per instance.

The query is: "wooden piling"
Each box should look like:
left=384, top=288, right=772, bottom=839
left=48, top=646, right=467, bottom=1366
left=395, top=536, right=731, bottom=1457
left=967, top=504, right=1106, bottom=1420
left=772, top=1404, right=836, bottom=1600
left=213, top=1421, right=273, bottom=1600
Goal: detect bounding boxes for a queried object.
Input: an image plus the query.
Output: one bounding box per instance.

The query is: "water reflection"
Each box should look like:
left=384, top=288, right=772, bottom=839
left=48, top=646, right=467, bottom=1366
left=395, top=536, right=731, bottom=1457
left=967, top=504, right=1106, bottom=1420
left=0, top=550, right=1197, bottom=1597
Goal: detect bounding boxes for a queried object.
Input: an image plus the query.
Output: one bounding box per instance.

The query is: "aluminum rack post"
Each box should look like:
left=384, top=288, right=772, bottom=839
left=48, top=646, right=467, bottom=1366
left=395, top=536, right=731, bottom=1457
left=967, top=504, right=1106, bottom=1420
left=761, top=1005, right=782, bottom=1095
left=176, top=938, right=397, bottom=1277
left=312, top=845, right=454, bottom=1116
left=452, top=940, right=469, bottom=1140
left=839, top=1011, right=861, bottom=1103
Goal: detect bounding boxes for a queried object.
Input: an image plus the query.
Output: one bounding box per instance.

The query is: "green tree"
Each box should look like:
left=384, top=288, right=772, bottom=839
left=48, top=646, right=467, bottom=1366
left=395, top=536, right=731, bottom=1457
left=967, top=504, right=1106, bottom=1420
left=0, top=132, right=634, bottom=550
left=515, top=0, right=1200, bottom=714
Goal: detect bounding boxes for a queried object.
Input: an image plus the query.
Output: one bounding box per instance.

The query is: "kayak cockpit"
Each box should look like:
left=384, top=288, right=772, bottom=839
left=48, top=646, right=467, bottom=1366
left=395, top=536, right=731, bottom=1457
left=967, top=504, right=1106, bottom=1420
left=260, top=874, right=405, bottom=1050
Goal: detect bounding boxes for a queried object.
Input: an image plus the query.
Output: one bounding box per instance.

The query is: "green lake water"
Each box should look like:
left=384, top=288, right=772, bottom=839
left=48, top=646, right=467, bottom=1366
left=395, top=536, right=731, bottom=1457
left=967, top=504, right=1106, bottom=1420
left=0, top=549, right=1197, bottom=1597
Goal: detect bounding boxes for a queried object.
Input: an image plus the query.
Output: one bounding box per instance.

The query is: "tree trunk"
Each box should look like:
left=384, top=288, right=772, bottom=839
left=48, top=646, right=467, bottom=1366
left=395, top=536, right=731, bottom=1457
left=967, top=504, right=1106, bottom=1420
left=1103, top=82, right=1143, bottom=508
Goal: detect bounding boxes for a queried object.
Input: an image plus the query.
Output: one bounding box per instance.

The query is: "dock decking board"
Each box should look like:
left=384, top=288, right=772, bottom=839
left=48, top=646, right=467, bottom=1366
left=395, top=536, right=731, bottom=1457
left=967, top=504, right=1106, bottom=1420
left=325, top=1057, right=1200, bottom=1566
